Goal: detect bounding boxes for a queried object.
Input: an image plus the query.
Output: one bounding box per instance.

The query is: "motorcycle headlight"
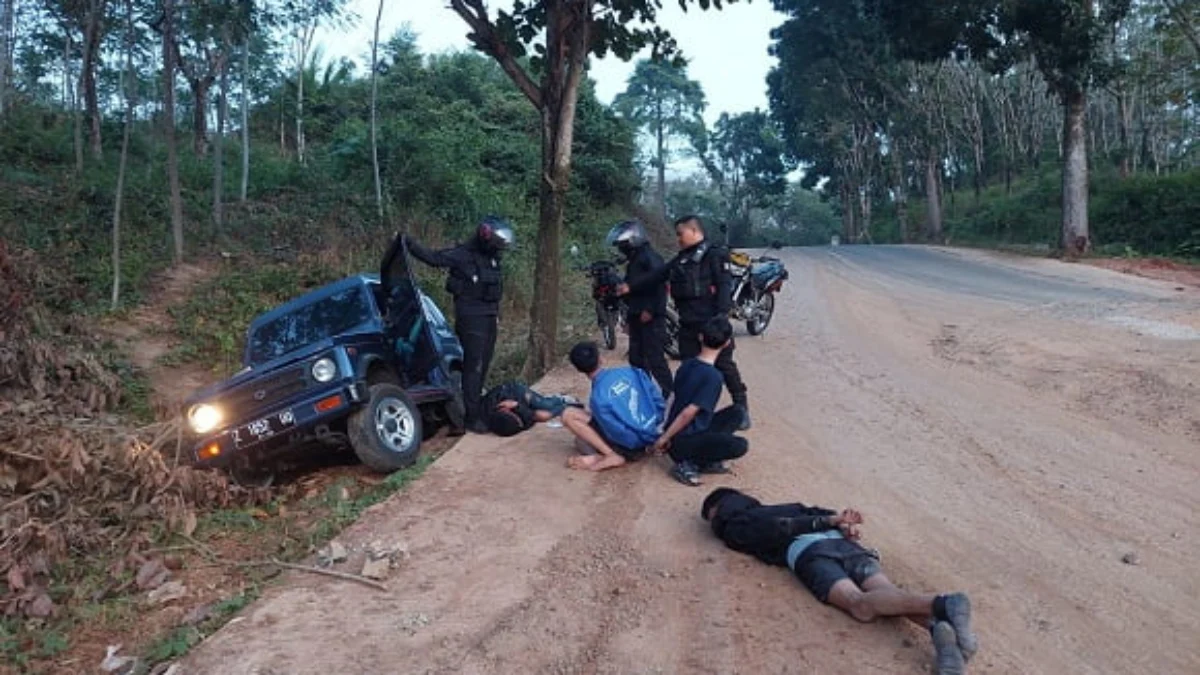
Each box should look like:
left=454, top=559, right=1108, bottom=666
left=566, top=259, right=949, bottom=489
left=311, top=357, right=337, bottom=383
left=188, top=404, right=223, bottom=434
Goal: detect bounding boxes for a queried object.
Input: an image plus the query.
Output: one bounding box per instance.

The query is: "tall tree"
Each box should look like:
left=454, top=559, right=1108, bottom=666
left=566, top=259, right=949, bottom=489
left=700, top=109, right=791, bottom=245
left=111, top=0, right=136, bottom=309
left=75, top=0, right=107, bottom=159
left=613, top=58, right=706, bottom=218
left=878, top=0, right=1135, bottom=256
left=448, top=0, right=739, bottom=379
left=0, top=0, right=13, bottom=118
left=369, top=0, right=384, bottom=220
left=160, top=0, right=185, bottom=263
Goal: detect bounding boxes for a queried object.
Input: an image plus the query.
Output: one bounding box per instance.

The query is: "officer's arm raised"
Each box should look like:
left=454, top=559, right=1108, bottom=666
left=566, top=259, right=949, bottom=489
left=405, top=236, right=459, bottom=269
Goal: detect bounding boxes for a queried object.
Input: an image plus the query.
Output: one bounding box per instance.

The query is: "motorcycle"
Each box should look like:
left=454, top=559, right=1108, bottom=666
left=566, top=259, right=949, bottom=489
left=727, top=250, right=788, bottom=335
left=577, top=258, right=627, bottom=350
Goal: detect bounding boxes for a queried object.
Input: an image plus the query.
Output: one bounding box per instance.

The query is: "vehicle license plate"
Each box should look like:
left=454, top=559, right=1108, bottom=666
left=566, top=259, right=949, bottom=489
left=233, top=409, right=295, bottom=447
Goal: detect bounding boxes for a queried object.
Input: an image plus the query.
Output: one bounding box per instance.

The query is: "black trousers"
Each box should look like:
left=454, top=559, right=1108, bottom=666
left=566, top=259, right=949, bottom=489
left=677, top=321, right=748, bottom=404
left=628, top=314, right=673, bottom=397
left=668, top=406, right=749, bottom=465
left=456, top=312, right=498, bottom=424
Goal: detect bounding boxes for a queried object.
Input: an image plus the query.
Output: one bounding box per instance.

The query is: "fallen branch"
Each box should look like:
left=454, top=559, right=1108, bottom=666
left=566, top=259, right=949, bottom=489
left=222, top=558, right=388, bottom=591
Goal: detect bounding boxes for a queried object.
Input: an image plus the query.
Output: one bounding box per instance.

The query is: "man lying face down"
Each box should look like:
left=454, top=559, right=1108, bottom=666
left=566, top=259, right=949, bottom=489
left=482, top=380, right=579, bottom=437
left=703, top=488, right=979, bottom=675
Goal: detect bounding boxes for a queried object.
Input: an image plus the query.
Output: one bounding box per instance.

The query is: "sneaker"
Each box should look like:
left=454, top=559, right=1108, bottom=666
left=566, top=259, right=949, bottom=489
left=942, top=593, right=978, bottom=661
left=698, top=462, right=732, bottom=475
left=561, top=395, right=583, bottom=408
left=931, top=621, right=965, bottom=675
left=669, top=461, right=702, bottom=486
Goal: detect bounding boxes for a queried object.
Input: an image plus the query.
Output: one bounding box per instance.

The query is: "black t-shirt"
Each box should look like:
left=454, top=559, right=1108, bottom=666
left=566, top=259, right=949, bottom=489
left=668, top=358, right=723, bottom=436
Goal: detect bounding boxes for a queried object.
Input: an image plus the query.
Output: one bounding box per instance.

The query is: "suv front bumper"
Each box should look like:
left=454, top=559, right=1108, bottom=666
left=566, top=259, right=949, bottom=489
left=190, top=380, right=367, bottom=468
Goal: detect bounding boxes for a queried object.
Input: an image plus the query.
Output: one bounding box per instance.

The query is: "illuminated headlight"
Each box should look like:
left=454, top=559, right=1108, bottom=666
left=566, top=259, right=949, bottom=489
left=311, top=357, right=337, bottom=383
left=188, top=404, right=223, bottom=434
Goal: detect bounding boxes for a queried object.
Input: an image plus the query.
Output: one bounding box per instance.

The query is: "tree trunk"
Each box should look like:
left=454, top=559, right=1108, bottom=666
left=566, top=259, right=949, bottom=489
left=1117, top=90, right=1131, bottom=178
left=655, top=99, right=666, bottom=220
left=839, top=181, right=854, bottom=242
left=1060, top=90, right=1090, bottom=258
left=112, top=0, right=135, bottom=309
left=370, top=0, right=384, bottom=220
left=67, top=33, right=83, bottom=173
left=523, top=13, right=588, bottom=381
left=294, top=24, right=312, bottom=165
left=240, top=44, right=249, bottom=201
left=891, top=147, right=908, bottom=243
left=189, top=78, right=210, bottom=156
left=162, top=0, right=185, bottom=264
left=925, top=152, right=943, bottom=243
left=213, top=39, right=229, bottom=236
left=526, top=102, right=572, bottom=380
left=80, top=0, right=105, bottom=160
left=0, top=0, right=13, bottom=119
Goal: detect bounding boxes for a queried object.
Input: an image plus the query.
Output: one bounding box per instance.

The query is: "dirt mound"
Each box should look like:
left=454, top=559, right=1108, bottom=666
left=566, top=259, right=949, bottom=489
left=0, top=242, right=269, bottom=620
left=1085, top=256, right=1200, bottom=288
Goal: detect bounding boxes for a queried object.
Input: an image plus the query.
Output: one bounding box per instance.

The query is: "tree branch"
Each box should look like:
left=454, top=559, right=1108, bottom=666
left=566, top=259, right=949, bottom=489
left=448, top=0, right=543, bottom=109
left=1163, top=0, right=1200, bottom=56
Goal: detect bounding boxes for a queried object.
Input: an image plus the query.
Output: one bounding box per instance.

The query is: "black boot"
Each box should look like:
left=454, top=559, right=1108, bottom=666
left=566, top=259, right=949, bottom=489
left=734, top=398, right=751, bottom=431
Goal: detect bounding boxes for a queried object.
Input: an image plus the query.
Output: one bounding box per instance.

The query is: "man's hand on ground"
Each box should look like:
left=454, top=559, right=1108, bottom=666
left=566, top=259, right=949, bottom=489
left=498, top=400, right=518, bottom=411
left=616, top=283, right=630, bottom=296
left=839, top=523, right=862, bottom=541
left=839, top=509, right=864, bottom=525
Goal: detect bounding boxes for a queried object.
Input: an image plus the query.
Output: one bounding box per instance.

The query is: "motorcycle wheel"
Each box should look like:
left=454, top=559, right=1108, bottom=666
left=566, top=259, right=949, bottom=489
left=601, top=310, right=618, bottom=350
left=747, top=292, right=775, bottom=336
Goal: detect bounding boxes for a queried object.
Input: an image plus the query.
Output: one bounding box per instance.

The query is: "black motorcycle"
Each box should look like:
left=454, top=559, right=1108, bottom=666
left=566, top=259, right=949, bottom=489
left=578, top=259, right=627, bottom=350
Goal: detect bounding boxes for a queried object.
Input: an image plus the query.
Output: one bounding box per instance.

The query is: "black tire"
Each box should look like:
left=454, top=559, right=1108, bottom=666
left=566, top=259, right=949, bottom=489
left=348, top=383, right=423, bottom=473
left=747, top=292, right=775, bottom=336
left=601, top=310, right=618, bottom=350
left=664, top=311, right=681, bottom=360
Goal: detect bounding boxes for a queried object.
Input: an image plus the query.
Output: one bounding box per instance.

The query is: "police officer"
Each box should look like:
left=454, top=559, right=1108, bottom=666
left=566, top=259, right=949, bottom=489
left=606, top=220, right=673, bottom=397
left=403, top=216, right=515, bottom=433
left=621, top=215, right=750, bottom=429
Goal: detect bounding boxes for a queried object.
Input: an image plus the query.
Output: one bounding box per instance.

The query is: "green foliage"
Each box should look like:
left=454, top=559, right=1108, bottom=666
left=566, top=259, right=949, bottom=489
left=1091, top=170, right=1200, bottom=256
left=167, top=263, right=337, bottom=373
left=884, top=167, right=1200, bottom=256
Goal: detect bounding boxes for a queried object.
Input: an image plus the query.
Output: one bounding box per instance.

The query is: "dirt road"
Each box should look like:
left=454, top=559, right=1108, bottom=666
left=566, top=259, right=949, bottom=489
left=182, top=246, right=1200, bottom=675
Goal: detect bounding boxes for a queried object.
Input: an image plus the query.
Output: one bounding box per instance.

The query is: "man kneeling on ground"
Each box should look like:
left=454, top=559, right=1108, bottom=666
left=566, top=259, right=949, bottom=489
left=482, top=380, right=580, bottom=437
left=652, top=317, right=749, bottom=486
left=562, top=341, right=665, bottom=472
left=703, top=487, right=978, bottom=675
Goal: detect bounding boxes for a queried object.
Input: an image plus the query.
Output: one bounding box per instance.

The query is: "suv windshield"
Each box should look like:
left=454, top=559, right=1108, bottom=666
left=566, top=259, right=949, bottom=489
left=247, top=286, right=374, bottom=366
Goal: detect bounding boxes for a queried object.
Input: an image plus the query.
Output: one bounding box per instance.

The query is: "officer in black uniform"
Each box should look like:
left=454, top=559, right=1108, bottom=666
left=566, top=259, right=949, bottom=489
left=606, top=220, right=673, bottom=397
left=622, top=214, right=750, bottom=429
left=403, top=216, right=515, bottom=433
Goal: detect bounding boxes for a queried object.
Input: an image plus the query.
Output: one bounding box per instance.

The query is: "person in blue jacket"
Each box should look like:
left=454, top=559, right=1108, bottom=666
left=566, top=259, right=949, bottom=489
left=561, top=341, right=665, bottom=472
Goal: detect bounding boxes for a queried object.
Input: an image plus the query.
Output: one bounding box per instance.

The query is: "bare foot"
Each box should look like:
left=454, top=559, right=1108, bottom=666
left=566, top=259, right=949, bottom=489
left=587, top=454, right=626, bottom=472
left=568, top=454, right=601, bottom=470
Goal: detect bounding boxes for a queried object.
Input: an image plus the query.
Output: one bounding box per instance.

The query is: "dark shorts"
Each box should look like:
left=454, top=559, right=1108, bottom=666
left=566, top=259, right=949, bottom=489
left=791, top=538, right=882, bottom=603
left=587, top=420, right=644, bottom=460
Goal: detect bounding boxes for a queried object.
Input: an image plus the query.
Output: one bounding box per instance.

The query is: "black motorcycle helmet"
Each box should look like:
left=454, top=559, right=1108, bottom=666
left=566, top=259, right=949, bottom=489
left=477, top=215, right=516, bottom=252
left=605, top=220, right=648, bottom=258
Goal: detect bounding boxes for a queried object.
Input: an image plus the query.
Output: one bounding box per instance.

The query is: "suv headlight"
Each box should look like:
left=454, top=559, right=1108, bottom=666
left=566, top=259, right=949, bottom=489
left=311, top=357, right=337, bottom=383
left=188, top=404, right=223, bottom=434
